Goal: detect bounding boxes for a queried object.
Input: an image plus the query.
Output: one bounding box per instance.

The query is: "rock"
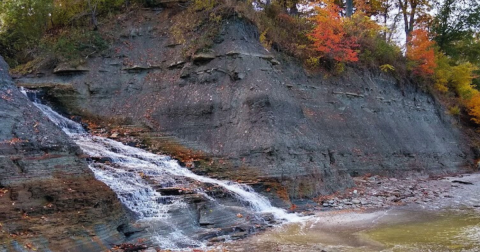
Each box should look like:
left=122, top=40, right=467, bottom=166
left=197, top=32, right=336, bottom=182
left=122, top=65, right=161, bottom=72
left=209, top=236, right=227, bottom=243
left=230, top=231, right=248, bottom=240
left=258, top=54, right=274, bottom=60
left=234, top=71, right=246, bottom=80
left=53, top=64, right=89, bottom=74
left=156, top=187, right=193, bottom=195
left=352, top=199, right=361, bottom=204
left=167, top=60, right=186, bottom=69
left=226, top=50, right=241, bottom=56
left=193, top=53, right=216, bottom=63
left=18, top=16, right=470, bottom=200
left=260, top=213, right=275, bottom=222
left=270, top=59, right=280, bottom=65
left=452, top=180, right=474, bottom=185
left=0, top=56, right=128, bottom=251
left=180, top=65, right=193, bottom=78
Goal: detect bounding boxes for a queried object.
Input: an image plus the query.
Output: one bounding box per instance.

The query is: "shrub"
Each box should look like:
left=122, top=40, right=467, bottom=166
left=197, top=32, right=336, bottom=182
left=406, top=28, right=437, bottom=78
left=308, top=1, right=358, bottom=63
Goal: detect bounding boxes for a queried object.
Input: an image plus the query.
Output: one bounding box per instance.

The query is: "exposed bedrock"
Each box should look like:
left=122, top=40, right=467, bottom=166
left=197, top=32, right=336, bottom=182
left=15, top=14, right=472, bottom=198
left=0, top=56, right=128, bottom=251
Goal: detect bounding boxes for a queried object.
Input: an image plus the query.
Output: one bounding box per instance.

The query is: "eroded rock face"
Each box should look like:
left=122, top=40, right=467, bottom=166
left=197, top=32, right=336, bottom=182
left=0, top=56, right=127, bottom=251
left=14, top=9, right=471, bottom=198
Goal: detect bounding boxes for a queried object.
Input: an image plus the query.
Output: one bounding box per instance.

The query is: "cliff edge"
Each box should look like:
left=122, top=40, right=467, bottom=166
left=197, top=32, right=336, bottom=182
left=15, top=8, right=472, bottom=198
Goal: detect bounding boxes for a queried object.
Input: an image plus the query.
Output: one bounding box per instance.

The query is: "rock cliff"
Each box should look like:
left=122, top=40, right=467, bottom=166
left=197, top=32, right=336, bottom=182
left=0, top=56, right=128, bottom=251
left=15, top=8, right=471, bottom=198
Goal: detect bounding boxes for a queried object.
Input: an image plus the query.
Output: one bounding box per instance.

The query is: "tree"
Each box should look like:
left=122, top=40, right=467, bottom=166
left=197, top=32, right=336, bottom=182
left=406, top=28, right=436, bottom=77
left=309, top=0, right=358, bottom=62
left=0, top=0, right=54, bottom=64
left=397, top=0, right=431, bottom=44
left=346, top=0, right=353, bottom=17
left=432, top=0, right=480, bottom=56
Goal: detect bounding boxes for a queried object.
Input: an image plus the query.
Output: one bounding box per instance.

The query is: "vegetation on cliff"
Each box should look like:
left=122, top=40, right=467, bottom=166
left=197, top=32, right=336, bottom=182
left=0, top=0, right=479, bottom=124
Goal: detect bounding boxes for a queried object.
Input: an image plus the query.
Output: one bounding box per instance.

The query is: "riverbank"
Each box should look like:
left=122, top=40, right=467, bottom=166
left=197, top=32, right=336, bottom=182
left=219, top=172, right=480, bottom=252
left=113, top=172, right=480, bottom=252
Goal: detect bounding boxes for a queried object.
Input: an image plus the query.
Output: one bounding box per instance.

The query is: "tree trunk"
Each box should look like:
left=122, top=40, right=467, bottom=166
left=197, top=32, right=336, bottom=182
left=346, top=0, right=353, bottom=17
left=88, top=0, right=99, bottom=30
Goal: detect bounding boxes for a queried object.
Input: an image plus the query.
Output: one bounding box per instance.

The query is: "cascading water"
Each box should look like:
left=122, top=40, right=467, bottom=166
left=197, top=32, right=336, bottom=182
left=24, top=88, right=304, bottom=249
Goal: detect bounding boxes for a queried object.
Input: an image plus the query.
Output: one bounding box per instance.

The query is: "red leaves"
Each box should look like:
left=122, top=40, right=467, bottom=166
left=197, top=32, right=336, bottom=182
left=309, top=1, right=358, bottom=63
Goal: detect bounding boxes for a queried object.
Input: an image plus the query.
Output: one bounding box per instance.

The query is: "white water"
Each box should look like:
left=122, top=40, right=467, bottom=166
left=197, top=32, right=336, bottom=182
left=27, top=90, right=304, bottom=247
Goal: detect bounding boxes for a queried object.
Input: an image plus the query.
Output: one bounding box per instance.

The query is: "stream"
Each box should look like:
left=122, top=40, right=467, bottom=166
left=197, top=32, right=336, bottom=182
left=23, top=88, right=480, bottom=251
left=23, top=88, right=304, bottom=249
left=224, top=207, right=480, bottom=252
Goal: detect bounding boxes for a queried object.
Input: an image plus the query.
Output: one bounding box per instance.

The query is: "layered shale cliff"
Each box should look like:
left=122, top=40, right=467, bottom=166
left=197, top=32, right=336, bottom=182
left=0, top=57, right=128, bottom=251
left=15, top=8, right=472, bottom=198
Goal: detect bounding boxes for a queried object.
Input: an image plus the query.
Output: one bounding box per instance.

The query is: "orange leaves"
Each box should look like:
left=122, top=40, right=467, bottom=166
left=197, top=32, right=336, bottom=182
left=308, top=1, right=358, bottom=63
left=467, top=93, right=480, bottom=124
left=406, top=28, right=436, bottom=77
left=0, top=188, right=8, bottom=197
left=0, top=138, right=27, bottom=145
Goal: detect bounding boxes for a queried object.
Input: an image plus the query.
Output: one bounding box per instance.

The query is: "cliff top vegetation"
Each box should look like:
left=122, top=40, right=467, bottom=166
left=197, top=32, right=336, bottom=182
left=0, top=0, right=479, bottom=125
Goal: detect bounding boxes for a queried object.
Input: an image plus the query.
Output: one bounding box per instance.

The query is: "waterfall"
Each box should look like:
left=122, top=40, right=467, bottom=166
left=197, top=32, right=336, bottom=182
left=25, top=88, right=304, bottom=248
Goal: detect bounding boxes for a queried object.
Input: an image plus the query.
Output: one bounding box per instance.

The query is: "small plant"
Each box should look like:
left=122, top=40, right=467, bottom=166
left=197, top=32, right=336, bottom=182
left=193, top=0, right=217, bottom=11
left=380, top=64, right=395, bottom=73
left=259, top=29, right=271, bottom=49
left=305, top=56, right=320, bottom=69
left=448, top=105, right=461, bottom=116
left=49, top=29, right=109, bottom=64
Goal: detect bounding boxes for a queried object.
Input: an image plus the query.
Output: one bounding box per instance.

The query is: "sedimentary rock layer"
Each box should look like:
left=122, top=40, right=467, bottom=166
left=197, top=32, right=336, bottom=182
left=0, top=56, right=127, bottom=251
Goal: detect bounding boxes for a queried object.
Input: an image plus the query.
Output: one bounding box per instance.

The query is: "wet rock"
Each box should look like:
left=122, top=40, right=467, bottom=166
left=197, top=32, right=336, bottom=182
left=0, top=56, right=128, bottom=251
left=156, top=187, right=193, bottom=195
left=231, top=231, right=248, bottom=240
left=260, top=213, right=275, bottom=223
left=209, top=236, right=227, bottom=243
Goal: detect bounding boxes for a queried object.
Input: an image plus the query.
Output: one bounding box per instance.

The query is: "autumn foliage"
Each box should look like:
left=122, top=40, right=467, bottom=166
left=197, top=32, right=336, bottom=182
left=309, top=0, right=358, bottom=63
left=406, top=28, right=437, bottom=77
